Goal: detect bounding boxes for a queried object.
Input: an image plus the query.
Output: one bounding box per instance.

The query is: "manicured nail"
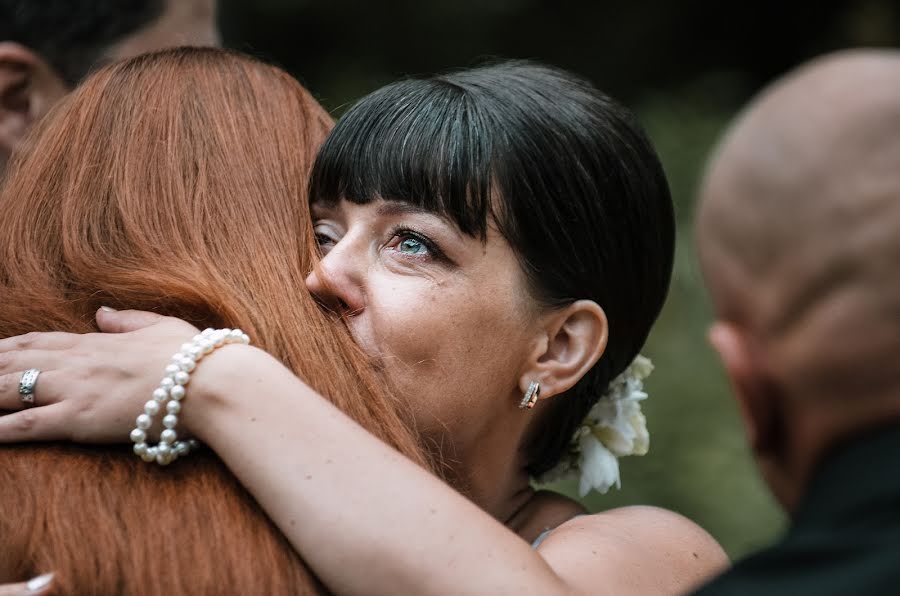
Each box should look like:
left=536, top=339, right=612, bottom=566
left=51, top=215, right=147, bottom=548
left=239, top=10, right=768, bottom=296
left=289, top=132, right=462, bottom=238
left=26, top=573, right=54, bottom=593
left=100, top=306, right=117, bottom=312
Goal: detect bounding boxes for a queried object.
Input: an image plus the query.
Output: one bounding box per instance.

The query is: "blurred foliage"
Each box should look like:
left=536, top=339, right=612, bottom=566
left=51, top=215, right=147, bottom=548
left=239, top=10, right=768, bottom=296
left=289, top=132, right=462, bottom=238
left=218, top=0, right=899, bottom=558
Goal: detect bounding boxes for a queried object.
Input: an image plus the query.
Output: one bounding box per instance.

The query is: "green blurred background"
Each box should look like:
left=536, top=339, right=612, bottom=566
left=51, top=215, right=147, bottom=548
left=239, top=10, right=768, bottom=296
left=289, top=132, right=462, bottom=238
left=217, top=0, right=900, bottom=558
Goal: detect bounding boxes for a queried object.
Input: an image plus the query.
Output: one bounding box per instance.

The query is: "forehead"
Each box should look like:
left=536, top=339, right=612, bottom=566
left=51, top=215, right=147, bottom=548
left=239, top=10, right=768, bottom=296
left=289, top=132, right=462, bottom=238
left=313, top=198, right=463, bottom=230
left=105, top=0, right=220, bottom=61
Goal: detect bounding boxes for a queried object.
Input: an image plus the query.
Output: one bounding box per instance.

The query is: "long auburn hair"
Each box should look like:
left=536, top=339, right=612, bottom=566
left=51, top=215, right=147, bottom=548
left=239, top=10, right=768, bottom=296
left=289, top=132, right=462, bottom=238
left=0, top=47, right=429, bottom=595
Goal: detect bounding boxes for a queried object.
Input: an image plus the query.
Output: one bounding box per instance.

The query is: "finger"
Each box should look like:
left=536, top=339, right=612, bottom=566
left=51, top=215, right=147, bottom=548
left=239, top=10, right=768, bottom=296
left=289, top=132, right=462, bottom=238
left=0, top=582, right=28, bottom=596
left=0, top=403, right=69, bottom=443
left=0, top=349, right=64, bottom=376
left=0, top=573, right=54, bottom=595
left=0, top=369, right=63, bottom=411
left=0, top=331, right=79, bottom=354
left=96, top=308, right=169, bottom=334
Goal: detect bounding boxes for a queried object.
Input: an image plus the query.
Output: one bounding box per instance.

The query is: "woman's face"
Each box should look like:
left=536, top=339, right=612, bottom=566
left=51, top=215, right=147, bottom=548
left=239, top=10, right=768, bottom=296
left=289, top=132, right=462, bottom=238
left=306, top=199, right=543, bottom=455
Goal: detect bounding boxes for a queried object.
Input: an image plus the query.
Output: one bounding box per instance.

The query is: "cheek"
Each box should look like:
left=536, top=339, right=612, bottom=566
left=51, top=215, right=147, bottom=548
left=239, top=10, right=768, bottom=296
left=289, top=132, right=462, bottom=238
left=366, top=275, right=530, bottom=410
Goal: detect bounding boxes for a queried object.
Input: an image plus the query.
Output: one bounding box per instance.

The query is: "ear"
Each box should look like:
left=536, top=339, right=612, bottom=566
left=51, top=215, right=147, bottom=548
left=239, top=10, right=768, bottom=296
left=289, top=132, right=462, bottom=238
left=0, top=42, right=68, bottom=167
left=709, top=320, right=802, bottom=509
left=709, top=321, right=784, bottom=456
left=519, top=300, right=608, bottom=401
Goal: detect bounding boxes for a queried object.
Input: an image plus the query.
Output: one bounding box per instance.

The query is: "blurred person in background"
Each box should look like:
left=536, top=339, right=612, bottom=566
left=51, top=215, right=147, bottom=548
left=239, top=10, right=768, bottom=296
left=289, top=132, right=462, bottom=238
left=695, top=49, right=900, bottom=595
left=0, top=0, right=219, bottom=177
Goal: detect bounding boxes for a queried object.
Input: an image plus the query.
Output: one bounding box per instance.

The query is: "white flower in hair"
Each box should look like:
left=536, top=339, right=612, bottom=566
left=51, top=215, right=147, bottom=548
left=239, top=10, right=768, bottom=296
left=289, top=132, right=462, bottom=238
left=537, top=355, right=653, bottom=496
left=577, top=433, right=620, bottom=496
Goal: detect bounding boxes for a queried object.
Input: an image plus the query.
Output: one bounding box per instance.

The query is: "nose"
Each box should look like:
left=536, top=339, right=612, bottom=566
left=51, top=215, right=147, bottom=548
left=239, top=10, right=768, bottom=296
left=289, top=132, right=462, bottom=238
left=305, top=241, right=366, bottom=318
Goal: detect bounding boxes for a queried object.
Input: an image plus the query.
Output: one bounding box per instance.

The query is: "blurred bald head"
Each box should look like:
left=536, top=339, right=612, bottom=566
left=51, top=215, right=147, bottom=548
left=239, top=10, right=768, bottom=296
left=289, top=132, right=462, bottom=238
left=698, top=49, right=900, bottom=405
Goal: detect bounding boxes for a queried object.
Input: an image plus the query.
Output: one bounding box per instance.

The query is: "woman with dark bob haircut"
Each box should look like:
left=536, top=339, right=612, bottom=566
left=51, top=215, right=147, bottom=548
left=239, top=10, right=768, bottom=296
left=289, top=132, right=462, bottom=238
left=0, top=59, right=727, bottom=594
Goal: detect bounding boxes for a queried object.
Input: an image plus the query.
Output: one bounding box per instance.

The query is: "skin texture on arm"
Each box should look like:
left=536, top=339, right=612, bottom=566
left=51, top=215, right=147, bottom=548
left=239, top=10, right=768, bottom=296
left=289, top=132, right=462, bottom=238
left=0, top=312, right=727, bottom=596
left=181, top=326, right=728, bottom=595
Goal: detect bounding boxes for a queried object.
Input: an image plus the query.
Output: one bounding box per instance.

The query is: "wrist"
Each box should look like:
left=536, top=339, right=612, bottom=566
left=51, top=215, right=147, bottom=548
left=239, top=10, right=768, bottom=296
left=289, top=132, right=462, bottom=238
left=180, top=343, right=272, bottom=442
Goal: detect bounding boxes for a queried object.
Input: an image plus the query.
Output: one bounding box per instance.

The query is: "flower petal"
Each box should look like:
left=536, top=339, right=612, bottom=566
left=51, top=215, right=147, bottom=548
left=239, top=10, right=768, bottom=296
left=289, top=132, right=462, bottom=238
left=577, top=434, right=621, bottom=496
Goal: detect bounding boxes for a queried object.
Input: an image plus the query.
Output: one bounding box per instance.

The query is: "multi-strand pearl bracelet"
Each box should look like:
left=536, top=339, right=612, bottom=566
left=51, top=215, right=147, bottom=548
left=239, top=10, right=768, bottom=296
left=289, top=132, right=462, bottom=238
left=130, top=327, right=250, bottom=465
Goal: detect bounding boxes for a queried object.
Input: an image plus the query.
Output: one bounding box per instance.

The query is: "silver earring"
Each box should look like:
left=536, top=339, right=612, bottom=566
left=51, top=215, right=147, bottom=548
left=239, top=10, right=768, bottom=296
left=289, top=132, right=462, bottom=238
left=519, top=380, right=540, bottom=410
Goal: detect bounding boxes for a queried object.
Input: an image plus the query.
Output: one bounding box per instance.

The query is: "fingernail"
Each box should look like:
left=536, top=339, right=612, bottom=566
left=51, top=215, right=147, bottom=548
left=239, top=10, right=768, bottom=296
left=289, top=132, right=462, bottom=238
left=26, top=572, right=54, bottom=593
left=100, top=306, right=117, bottom=312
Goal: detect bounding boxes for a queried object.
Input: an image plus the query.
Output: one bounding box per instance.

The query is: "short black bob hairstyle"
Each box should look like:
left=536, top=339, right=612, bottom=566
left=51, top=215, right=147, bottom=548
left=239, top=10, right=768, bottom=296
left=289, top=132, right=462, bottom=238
left=309, top=60, right=675, bottom=477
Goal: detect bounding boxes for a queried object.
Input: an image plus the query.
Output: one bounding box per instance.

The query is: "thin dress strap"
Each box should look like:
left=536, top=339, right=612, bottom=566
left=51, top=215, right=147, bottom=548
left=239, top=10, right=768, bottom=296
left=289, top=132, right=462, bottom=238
left=531, top=513, right=587, bottom=549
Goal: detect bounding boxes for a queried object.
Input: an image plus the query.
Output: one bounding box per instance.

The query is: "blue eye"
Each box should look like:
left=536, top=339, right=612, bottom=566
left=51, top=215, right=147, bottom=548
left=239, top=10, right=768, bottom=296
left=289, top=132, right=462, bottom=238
left=398, top=237, right=427, bottom=255
left=386, top=227, right=451, bottom=264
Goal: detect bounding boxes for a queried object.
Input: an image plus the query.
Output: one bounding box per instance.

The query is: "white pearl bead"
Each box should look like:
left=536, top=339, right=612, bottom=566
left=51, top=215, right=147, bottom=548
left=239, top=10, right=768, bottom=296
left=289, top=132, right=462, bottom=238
left=161, top=428, right=177, bottom=443
left=202, top=328, right=215, bottom=337
left=229, top=329, right=243, bottom=340
left=133, top=443, right=148, bottom=456
left=157, top=443, right=171, bottom=455
left=136, top=414, right=152, bottom=430
left=169, top=385, right=186, bottom=400
left=153, top=387, right=168, bottom=402
left=166, top=400, right=182, bottom=415
left=188, top=345, right=202, bottom=359
left=160, top=377, right=175, bottom=390
left=157, top=452, right=173, bottom=466
left=188, top=439, right=201, bottom=450
left=241, top=334, right=250, bottom=344
left=179, top=358, right=196, bottom=372
left=140, top=449, right=156, bottom=462
left=162, top=414, right=178, bottom=429
left=130, top=428, right=146, bottom=443
left=180, top=342, right=194, bottom=354
left=175, top=442, right=190, bottom=456
left=144, top=400, right=161, bottom=416
left=197, top=339, right=212, bottom=354
left=174, top=371, right=190, bottom=385
left=164, top=364, right=180, bottom=376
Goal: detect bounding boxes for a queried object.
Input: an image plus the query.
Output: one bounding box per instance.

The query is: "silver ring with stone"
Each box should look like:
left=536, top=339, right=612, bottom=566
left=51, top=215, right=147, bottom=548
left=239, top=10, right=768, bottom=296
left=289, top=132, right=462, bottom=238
left=18, top=368, right=41, bottom=407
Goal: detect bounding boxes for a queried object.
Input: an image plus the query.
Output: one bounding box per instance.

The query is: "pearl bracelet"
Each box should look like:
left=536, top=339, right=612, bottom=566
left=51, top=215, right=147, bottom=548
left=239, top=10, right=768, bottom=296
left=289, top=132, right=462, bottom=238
left=131, top=327, right=250, bottom=465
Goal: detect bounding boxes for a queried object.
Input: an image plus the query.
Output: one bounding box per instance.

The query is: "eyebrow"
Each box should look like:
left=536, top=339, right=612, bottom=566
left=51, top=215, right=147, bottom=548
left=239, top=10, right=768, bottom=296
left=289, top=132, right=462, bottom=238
left=376, top=201, right=468, bottom=239
left=311, top=199, right=467, bottom=238
left=375, top=201, right=437, bottom=218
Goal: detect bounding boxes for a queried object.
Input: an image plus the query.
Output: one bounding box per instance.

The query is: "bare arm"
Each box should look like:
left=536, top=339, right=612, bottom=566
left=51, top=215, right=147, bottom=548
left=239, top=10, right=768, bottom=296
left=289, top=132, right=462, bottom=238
left=0, top=314, right=727, bottom=595
left=186, top=346, right=726, bottom=596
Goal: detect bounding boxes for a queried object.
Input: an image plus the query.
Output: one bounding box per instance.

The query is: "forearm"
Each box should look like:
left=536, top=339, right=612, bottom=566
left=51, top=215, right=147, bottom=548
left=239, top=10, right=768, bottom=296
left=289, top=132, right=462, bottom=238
left=185, top=346, right=573, bottom=596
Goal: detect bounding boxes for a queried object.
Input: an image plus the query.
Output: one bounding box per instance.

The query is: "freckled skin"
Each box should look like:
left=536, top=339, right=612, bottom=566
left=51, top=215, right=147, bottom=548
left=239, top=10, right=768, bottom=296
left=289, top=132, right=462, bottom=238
left=307, top=199, right=543, bottom=505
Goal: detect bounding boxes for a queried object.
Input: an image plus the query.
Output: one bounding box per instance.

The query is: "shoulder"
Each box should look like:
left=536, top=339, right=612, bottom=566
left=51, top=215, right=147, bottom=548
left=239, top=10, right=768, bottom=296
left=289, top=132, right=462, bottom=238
left=537, top=505, right=729, bottom=595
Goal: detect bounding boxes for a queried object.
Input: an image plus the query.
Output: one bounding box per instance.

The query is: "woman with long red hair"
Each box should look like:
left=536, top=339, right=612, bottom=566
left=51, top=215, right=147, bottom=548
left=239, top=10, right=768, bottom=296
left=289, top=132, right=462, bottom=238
left=0, top=46, right=432, bottom=594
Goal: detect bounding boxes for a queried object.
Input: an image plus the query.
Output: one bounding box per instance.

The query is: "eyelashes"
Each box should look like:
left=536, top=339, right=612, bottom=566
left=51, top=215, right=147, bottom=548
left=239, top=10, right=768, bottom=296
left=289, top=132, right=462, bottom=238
left=385, top=226, right=449, bottom=262
left=312, top=222, right=454, bottom=266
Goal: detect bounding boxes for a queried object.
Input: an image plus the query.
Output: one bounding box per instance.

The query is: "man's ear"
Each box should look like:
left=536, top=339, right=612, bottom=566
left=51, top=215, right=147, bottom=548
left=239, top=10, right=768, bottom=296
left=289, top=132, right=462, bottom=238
left=709, top=321, right=784, bottom=456
left=0, top=42, right=68, bottom=167
left=519, top=300, right=608, bottom=401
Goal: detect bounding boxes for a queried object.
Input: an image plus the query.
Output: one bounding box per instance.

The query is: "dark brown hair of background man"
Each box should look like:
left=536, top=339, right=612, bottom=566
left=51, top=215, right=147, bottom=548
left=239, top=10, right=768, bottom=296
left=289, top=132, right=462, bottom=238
left=694, top=49, right=900, bottom=595
left=0, top=0, right=219, bottom=177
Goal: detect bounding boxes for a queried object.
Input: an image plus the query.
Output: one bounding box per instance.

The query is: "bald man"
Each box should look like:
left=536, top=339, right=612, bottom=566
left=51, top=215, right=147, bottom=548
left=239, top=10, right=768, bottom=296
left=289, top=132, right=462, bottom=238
left=694, top=49, right=900, bottom=595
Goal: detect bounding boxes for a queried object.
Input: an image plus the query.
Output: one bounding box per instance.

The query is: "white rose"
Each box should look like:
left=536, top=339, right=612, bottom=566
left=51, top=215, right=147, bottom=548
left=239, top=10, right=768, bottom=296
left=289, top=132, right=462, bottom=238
left=577, top=433, right=620, bottom=496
